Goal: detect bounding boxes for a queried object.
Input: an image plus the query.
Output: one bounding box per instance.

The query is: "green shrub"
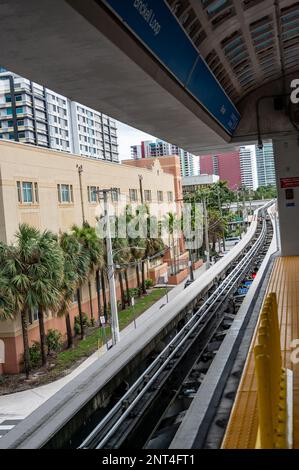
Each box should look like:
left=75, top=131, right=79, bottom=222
left=46, top=329, right=63, bottom=354
left=29, top=341, right=41, bottom=368
left=126, top=287, right=140, bottom=301
left=74, top=313, right=91, bottom=335
left=145, top=279, right=154, bottom=289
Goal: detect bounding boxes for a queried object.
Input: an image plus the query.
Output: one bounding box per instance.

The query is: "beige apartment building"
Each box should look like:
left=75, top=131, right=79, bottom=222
left=0, top=141, right=179, bottom=373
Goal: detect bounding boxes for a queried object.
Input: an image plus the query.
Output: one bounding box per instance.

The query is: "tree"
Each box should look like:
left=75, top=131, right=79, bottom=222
left=66, top=230, right=90, bottom=340
left=126, top=205, right=146, bottom=296
left=72, top=223, right=104, bottom=326
left=59, top=232, right=81, bottom=348
left=208, top=209, right=228, bottom=253
left=144, top=211, right=165, bottom=277
left=112, top=222, right=131, bottom=309
left=0, top=244, right=15, bottom=321
left=253, top=185, right=277, bottom=201
left=35, top=230, right=64, bottom=366
left=163, top=212, right=180, bottom=275
left=0, top=224, right=64, bottom=376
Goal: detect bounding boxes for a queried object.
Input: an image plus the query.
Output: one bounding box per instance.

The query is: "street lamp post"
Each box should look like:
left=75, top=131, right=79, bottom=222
left=203, top=196, right=210, bottom=269
left=97, top=188, right=120, bottom=346
left=139, top=175, right=144, bottom=204
left=216, top=184, right=226, bottom=252
left=76, top=164, right=85, bottom=224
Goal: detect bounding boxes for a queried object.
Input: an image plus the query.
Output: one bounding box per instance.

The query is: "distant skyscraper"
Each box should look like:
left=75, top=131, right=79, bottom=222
left=0, top=70, right=119, bottom=162
left=130, top=139, right=198, bottom=177
left=240, top=146, right=258, bottom=190
left=200, top=151, right=241, bottom=190
left=255, top=142, right=276, bottom=187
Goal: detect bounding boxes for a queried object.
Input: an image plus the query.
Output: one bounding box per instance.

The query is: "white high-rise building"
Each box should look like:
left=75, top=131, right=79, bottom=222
left=240, top=146, right=258, bottom=190
left=255, top=142, right=276, bottom=187
left=130, top=139, right=198, bottom=177
left=0, top=70, right=119, bottom=163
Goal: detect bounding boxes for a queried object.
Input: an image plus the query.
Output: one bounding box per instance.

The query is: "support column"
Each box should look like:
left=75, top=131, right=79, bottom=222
left=273, top=135, right=299, bottom=256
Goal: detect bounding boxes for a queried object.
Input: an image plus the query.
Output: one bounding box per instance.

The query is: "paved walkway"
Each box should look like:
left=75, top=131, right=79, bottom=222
left=0, top=244, right=235, bottom=437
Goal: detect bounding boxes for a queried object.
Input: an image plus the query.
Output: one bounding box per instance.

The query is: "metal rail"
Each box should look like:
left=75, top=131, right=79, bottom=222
left=80, top=213, right=270, bottom=449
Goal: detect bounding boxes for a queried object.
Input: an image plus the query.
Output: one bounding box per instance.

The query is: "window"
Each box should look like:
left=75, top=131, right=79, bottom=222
left=88, top=186, right=98, bottom=203
left=5, top=94, right=11, bottom=103
left=144, top=190, right=152, bottom=202
left=129, top=189, right=138, bottom=202
left=167, top=191, right=173, bottom=202
left=29, top=307, right=39, bottom=324
left=57, top=184, right=73, bottom=203
left=16, top=107, right=23, bottom=115
left=16, top=181, right=38, bottom=204
left=157, top=191, right=164, bottom=203
left=17, top=119, right=24, bottom=126
left=22, top=182, right=33, bottom=203
left=18, top=132, right=25, bottom=139
left=15, top=94, right=22, bottom=102
left=7, top=120, right=14, bottom=127
left=6, top=108, right=13, bottom=115
left=111, top=188, right=120, bottom=202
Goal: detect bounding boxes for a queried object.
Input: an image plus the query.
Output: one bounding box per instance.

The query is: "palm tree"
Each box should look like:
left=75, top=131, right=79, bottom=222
left=164, top=212, right=179, bottom=275
left=61, top=230, right=90, bottom=340
left=0, top=224, right=59, bottom=377
left=126, top=205, right=146, bottom=296
left=144, top=211, right=165, bottom=284
left=72, top=223, right=104, bottom=325
left=35, top=230, right=64, bottom=366
left=112, top=228, right=131, bottom=309
left=0, top=244, right=15, bottom=321
left=209, top=209, right=226, bottom=251
left=59, top=232, right=81, bottom=348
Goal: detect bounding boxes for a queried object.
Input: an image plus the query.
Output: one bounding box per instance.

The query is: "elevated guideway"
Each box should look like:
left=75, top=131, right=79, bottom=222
left=0, top=203, right=273, bottom=449
left=169, top=204, right=278, bottom=449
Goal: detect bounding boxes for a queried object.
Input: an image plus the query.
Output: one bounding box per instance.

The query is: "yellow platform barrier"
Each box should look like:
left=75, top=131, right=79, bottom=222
left=254, top=293, right=288, bottom=449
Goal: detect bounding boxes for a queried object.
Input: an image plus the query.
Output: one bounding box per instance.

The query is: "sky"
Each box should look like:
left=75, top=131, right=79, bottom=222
left=116, top=120, right=156, bottom=161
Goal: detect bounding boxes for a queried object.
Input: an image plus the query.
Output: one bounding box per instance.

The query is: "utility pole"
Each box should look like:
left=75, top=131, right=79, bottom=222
left=188, top=249, right=194, bottom=281
left=203, top=196, right=210, bottom=269
left=216, top=184, right=226, bottom=252
left=138, top=175, right=144, bottom=204
left=249, top=189, right=252, bottom=215
left=76, top=164, right=85, bottom=224
left=97, top=188, right=120, bottom=346
left=236, top=191, right=242, bottom=238
left=242, top=187, right=246, bottom=233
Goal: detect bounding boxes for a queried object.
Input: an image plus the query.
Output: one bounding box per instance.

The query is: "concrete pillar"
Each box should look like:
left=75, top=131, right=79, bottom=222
left=273, top=135, right=299, bottom=256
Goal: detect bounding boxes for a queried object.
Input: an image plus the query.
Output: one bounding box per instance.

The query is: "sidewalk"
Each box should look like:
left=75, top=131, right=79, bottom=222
left=0, top=247, right=234, bottom=437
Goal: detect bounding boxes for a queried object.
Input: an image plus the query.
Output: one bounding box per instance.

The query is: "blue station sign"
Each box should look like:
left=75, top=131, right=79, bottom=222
left=100, top=0, right=241, bottom=135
